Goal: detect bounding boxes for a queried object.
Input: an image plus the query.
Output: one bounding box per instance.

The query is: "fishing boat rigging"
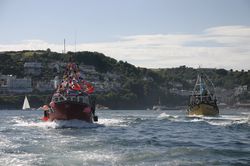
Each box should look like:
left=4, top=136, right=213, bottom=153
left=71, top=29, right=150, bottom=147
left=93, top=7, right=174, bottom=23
left=187, top=72, right=219, bottom=116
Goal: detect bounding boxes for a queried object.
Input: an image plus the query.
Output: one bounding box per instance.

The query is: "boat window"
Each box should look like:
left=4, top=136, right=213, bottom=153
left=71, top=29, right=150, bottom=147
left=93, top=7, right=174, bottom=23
left=83, top=97, right=89, bottom=104
left=78, top=97, right=83, bottom=103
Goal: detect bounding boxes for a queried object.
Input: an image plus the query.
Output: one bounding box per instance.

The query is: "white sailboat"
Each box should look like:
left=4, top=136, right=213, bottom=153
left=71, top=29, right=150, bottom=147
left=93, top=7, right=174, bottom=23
left=22, top=96, right=31, bottom=110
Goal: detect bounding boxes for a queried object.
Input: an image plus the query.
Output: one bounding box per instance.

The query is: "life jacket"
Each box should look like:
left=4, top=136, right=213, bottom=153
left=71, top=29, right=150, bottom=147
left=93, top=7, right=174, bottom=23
left=85, top=82, right=94, bottom=94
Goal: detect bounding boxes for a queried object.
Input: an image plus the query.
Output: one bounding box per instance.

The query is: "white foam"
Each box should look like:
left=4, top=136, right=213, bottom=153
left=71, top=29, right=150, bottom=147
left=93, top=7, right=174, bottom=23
left=98, top=118, right=127, bottom=127
left=206, top=119, right=249, bottom=126
left=202, top=114, right=250, bottom=126
left=190, top=118, right=204, bottom=122
left=157, top=113, right=178, bottom=120
left=14, top=119, right=100, bottom=129
left=186, top=115, right=204, bottom=118
left=206, top=120, right=232, bottom=126
left=12, top=115, right=128, bottom=128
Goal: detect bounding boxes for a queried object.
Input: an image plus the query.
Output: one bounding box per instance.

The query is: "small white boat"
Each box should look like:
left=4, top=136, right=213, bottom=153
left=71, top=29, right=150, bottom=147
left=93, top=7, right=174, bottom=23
left=22, top=96, right=31, bottom=110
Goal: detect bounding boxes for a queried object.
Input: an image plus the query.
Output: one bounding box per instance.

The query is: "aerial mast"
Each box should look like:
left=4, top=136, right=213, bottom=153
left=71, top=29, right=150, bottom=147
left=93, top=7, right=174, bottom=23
left=64, top=38, right=66, bottom=54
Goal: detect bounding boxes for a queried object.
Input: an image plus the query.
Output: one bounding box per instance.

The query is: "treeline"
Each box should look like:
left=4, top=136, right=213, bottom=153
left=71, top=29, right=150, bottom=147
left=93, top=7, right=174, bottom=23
left=0, top=50, right=250, bottom=109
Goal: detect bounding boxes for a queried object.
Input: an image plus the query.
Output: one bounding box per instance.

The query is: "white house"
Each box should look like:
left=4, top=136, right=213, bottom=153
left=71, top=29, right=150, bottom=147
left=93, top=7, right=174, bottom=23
left=0, top=74, right=32, bottom=93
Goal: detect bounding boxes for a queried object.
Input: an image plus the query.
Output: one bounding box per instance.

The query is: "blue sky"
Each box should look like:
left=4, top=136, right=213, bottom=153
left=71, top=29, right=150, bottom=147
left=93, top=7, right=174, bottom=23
left=0, top=0, right=250, bottom=69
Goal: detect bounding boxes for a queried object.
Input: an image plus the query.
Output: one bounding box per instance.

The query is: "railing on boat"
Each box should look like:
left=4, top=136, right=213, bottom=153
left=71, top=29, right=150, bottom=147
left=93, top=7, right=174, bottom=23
left=52, top=94, right=89, bottom=104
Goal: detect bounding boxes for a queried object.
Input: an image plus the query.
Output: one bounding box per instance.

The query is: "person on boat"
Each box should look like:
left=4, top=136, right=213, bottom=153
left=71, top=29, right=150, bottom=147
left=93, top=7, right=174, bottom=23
left=195, top=96, right=200, bottom=104
left=214, top=97, right=217, bottom=104
left=42, top=105, right=49, bottom=121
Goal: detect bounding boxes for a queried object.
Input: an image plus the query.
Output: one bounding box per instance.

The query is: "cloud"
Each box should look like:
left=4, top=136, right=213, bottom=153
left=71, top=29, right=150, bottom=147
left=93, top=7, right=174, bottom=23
left=0, top=25, right=250, bottom=70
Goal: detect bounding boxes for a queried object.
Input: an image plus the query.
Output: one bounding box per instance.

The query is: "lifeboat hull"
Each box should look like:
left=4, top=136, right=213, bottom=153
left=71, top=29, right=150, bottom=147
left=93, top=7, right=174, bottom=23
left=47, top=101, right=93, bottom=123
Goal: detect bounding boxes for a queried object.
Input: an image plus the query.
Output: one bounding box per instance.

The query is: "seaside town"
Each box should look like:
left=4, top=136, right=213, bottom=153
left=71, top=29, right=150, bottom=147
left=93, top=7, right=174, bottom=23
left=1, top=60, right=249, bottom=108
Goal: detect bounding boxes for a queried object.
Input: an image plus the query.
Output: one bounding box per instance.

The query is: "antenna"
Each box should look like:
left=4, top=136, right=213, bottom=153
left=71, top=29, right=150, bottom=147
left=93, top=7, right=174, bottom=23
left=74, top=31, right=77, bottom=53
left=63, top=39, right=66, bottom=54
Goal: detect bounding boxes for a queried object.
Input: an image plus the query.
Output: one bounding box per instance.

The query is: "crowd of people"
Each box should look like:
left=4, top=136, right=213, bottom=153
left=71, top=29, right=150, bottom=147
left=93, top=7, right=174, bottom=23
left=56, top=63, right=94, bottom=96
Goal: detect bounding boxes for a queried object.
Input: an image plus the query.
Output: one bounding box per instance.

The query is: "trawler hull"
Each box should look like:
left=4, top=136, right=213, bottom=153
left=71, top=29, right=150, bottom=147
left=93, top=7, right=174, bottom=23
left=47, top=101, right=93, bottom=123
left=188, top=103, right=219, bottom=116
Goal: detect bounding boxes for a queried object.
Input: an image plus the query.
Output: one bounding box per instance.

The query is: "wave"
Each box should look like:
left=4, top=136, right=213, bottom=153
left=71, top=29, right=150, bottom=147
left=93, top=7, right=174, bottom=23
left=157, top=112, right=250, bottom=128
left=157, top=113, right=179, bottom=120
left=186, top=114, right=250, bottom=127
left=207, top=118, right=249, bottom=127
left=98, top=118, right=128, bottom=127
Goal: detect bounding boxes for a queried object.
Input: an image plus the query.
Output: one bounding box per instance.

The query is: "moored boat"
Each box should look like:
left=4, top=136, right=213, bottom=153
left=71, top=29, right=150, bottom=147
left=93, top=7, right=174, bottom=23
left=187, top=73, right=219, bottom=116
left=152, top=97, right=168, bottom=111
left=42, top=61, right=98, bottom=123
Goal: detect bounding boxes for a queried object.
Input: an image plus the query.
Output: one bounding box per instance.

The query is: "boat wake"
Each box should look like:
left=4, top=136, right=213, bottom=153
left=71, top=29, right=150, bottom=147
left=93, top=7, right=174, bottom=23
left=157, top=112, right=250, bottom=127
left=98, top=118, right=128, bottom=127
left=190, top=114, right=250, bottom=126
left=157, top=113, right=179, bottom=120
left=12, top=116, right=128, bottom=129
left=14, top=119, right=102, bottom=129
left=204, top=115, right=250, bottom=127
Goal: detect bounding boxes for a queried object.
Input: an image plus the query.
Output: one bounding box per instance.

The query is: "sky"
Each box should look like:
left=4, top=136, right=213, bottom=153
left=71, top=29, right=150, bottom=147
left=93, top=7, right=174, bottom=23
left=0, top=0, right=250, bottom=70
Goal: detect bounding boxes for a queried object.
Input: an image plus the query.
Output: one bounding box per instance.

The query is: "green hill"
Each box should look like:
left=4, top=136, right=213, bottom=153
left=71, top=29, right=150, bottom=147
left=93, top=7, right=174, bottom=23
left=0, top=50, right=250, bottom=109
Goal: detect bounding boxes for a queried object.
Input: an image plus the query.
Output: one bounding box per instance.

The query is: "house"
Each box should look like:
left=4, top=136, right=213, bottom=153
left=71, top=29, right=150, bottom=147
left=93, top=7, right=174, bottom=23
left=169, top=88, right=191, bottom=96
left=0, top=74, right=32, bottom=93
left=24, top=62, right=42, bottom=76
left=36, top=81, right=54, bottom=92
left=79, top=65, right=97, bottom=74
left=234, top=85, right=248, bottom=96
left=48, top=62, right=60, bottom=73
left=169, top=82, right=183, bottom=89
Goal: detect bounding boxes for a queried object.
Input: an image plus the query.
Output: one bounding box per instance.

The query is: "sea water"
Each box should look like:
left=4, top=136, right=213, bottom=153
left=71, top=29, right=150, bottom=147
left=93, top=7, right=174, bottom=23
left=0, top=109, right=249, bottom=166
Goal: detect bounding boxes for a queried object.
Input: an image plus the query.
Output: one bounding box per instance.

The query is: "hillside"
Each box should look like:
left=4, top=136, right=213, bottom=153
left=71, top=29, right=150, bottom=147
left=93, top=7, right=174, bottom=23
left=0, top=50, right=250, bottom=109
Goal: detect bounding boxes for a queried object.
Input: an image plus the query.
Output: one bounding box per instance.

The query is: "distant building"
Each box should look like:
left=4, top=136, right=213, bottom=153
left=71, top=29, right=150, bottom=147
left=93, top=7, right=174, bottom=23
left=36, top=80, right=54, bottom=92
left=0, top=74, right=8, bottom=88
left=53, top=76, right=60, bottom=89
left=169, top=82, right=183, bottom=89
left=24, top=62, right=42, bottom=76
left=79, top=65, right=97, bottom=74
left=0, top=74, right=32, bottom=93
left=234, top=85, right=248, bottom=96
left=169, top=88, right=191, bottom=96
left=48, top=62, right=60, bottom=73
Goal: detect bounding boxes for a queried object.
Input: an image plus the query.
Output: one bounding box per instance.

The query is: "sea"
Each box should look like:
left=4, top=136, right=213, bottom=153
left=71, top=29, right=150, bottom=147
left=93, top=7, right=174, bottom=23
left=0, top=108, right=249, bottom=166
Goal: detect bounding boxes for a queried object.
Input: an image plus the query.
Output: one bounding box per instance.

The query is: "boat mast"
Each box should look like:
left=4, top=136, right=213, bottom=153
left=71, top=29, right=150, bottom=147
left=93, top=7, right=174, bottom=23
left=204, top=73, right=215, bottom=96
left=199, top=74, right=202, bottom=101
left=74, top=31, right=77, bottom=54
left=192, top=74, right=200, bottom=95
